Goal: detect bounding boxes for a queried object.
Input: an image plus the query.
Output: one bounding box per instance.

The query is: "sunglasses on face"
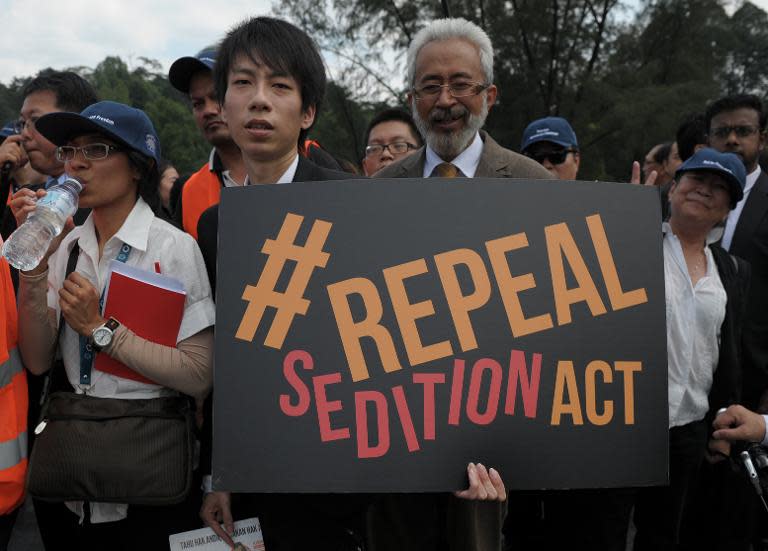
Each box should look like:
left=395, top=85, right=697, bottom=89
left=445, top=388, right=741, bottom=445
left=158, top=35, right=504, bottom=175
left=523, top=148, right=576, bottom=165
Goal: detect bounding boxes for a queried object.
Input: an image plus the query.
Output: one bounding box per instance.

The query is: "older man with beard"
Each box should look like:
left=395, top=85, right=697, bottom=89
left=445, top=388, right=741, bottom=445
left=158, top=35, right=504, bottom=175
left=368, top=18, right=549, bottom=551
left=373, top=18, right=550, bottom=181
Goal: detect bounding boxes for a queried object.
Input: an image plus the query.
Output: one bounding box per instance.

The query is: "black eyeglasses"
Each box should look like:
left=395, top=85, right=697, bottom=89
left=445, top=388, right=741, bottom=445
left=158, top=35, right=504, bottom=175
left=523, top=148, right=577, bottom=165
left=412, top=81, right=489, bottom=100
left=364, top=142, right=417, bottom=157
left=56, top=143, right=123, bottom=162
left=709, top=125, right=761, bottom=139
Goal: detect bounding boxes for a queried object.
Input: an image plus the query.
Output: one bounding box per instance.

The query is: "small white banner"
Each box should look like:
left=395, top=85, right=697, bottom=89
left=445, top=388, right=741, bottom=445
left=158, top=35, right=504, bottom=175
left=169, top=517, right=265, bottom=551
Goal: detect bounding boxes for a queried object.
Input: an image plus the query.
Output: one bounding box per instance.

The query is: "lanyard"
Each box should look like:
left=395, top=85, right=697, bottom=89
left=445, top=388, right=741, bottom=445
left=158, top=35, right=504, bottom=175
left=78, top=243, right=132, bottom=388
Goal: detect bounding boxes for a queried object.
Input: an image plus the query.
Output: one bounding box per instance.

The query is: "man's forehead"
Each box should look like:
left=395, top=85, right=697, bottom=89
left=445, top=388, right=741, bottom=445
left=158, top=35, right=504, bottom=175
left=711, top=107, right=760, bottom=125
left=369, top=121, right=414, bottom=143
left=21, top=89, right=59, bottom=116
left=414, top=38, right=483, bottom=79
left=231, top=52, right=288, bottom=78
left=189, top=70, right=215, bottom=94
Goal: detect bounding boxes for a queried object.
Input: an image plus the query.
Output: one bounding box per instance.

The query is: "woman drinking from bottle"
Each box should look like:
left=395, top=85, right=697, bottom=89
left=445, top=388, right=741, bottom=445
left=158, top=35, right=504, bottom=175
left=16, top=101, right=214, bottom=551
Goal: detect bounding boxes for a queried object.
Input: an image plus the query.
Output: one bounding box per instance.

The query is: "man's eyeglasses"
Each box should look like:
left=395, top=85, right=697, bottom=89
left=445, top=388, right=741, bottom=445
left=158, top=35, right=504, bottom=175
left=13, top=117, right=39, bottom=134
left=412, top=81, right=489, bottom=100
left=56, top=143, right=123, bottom=162
left=523, top=148, right=577, bottom=165
left=709, top=125, right=762, bottom=139
left=365, top=142, right=417, bottom=157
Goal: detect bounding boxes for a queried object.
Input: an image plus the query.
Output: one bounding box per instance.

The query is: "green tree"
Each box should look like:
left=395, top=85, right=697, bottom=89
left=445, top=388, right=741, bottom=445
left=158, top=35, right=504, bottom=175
left=0, top=58, right=209, bottom=175
left=276, top=0, right=768, bottom=180
left=88, top=57, right=209, bottom=174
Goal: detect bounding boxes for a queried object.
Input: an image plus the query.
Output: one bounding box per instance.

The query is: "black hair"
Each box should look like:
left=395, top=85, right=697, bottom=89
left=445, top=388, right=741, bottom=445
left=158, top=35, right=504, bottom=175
left=654, top=142, right=672, bottom=164
left=362, top=108, right=423, bottom=157
left=158, top=158, right=176, bottom=175
left=676, top=113, right=707, bottom=162
left=705, top=94, right=767, bottom=133
left=22, top=70, right=98, bottom=113
left=128, top=150, right=160, bottom=212
left=214, top=17, right=326, bottom=147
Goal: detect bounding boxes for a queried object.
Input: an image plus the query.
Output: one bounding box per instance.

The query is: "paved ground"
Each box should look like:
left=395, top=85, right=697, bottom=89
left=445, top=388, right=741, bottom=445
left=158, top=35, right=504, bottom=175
left=8, top=498, right=42, bottom=551
left=8, top=497, right=637, bottom=551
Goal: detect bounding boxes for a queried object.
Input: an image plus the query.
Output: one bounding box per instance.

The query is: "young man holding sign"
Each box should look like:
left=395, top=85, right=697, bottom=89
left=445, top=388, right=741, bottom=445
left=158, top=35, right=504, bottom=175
left=195, top=17, right=364, bottom=550
left=198, top=16, right=507, bottom=551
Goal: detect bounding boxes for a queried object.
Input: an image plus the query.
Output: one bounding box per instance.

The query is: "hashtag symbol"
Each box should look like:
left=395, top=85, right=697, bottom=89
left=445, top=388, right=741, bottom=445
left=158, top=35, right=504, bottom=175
left=235, top=212, right=332, bottom=349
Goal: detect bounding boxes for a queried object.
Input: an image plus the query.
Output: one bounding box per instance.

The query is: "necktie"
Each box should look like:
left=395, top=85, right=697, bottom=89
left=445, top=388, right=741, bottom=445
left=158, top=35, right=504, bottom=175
left=431, top=162, right=461, bottom=178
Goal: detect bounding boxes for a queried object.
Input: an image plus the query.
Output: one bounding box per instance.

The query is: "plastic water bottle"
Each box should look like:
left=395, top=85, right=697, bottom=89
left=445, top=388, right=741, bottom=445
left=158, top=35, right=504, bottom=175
left=2, top=177, right=82, bottom=271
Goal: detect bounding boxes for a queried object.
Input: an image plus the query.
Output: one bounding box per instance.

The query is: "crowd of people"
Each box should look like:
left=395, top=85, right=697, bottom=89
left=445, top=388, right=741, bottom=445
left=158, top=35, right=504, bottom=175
left=0, top=13, right=767, bottom=551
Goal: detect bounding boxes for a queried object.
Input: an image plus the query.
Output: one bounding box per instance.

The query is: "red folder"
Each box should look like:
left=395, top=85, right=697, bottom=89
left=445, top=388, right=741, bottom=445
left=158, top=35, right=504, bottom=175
left=95, top=261, right=186, bottom=384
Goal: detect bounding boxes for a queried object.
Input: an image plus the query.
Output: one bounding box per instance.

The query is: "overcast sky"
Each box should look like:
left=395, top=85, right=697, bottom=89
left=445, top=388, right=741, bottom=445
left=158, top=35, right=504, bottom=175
left=0, top=0, right=272, bottom=84
left=2, top=0, right=767, bottom=85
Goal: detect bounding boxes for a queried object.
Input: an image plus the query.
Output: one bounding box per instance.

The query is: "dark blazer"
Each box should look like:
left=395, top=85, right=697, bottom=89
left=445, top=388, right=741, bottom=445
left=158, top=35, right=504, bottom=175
left=727, top=170, right=768, bottom=408
left=374, top=130, right=553, bottom=180
left=368, top=131, right=552, bottom=551
left=707, top=244, right=751, bottom=424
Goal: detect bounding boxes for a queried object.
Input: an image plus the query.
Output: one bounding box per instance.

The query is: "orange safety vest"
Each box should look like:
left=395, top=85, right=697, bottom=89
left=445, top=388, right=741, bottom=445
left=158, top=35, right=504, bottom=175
left=182, top=143, right=324, bottom=239
left=303, top=139, right=321, bottom=155
left=0, top=257, right=25, bottom=515
left=181, top=164, right=221, bottom=240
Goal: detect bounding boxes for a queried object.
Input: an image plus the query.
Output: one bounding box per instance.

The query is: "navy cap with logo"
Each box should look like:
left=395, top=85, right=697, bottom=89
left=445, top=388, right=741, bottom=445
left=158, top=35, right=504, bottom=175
left=675, top=147, right=746, bottom=207
left=521, top=116, right=579, bottom=152
left=35, top=101, right=161, bottom=163
left=0, top=121, right=16, bottom=140
left=169, top=47, right=218, bottom=94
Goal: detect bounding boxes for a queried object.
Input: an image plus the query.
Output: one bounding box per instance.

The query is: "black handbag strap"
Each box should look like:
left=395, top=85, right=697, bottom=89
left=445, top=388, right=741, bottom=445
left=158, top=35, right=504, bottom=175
left=47, top=243, right=81, bottom=394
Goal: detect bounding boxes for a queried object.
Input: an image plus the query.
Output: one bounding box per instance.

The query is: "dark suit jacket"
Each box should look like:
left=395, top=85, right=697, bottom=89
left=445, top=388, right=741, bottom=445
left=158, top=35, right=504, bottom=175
left=368, top=131, right=551, bottom=551
left=727, top=170, right=768, bottom=408
left=708, top=244, right=751, bottom=425
left=374, top=130, right=552, bottom=180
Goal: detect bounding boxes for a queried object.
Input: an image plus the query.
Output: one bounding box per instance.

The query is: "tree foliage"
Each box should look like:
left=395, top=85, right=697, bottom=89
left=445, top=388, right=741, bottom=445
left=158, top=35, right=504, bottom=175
left=0, top=57, right=208, bottom=175
left=2, top=1, right=768, bottom=178
left=277, top=0, right=768, bottom=180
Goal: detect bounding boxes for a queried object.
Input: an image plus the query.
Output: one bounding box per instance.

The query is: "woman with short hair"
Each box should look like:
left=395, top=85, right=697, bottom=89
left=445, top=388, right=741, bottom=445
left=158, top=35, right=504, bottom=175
left=633, top=148, right=751, bottom=550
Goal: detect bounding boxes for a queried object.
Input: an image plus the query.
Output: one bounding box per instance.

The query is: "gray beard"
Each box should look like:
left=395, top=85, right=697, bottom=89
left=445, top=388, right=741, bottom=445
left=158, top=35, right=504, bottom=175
left=412, top=97, right=488, bottom=160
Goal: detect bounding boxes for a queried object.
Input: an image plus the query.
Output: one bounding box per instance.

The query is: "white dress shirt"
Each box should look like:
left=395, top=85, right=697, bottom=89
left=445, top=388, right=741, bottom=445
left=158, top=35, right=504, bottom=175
left=242, top=153, right=299, bottom=186
left=423, top=132, right=483, bottom=178
left=721, top=165, right=761, bottom=250
left=664, top=224, right=727, bottom=429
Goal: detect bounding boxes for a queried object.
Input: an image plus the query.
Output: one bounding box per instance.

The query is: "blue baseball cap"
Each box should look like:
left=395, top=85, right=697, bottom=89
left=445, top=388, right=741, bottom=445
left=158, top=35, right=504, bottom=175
left=169, top=47, right=217, bottom=93
left=675, top=147, right=746, bottom=207
left=35, top=101, right=161, bottom=163
left=521, top=116, right=578, bottom=152
left=0, top=121, right=16, bottom=139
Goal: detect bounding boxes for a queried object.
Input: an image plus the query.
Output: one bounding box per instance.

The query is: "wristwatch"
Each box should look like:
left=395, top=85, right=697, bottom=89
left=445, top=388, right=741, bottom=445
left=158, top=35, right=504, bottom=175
left=91, top=318, right=121, bottom=352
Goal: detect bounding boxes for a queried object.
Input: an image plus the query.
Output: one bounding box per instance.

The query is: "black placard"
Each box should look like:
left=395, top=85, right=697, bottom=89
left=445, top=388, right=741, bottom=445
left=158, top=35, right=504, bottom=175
left=212, top=178, right=668, bottom=492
